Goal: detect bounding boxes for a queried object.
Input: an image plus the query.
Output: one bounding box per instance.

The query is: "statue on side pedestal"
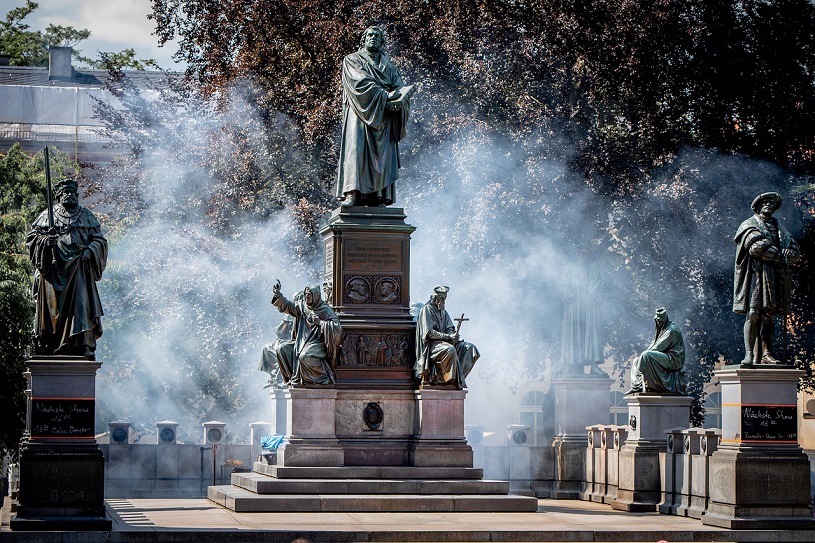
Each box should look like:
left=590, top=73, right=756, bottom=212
left=336, top=26, right=414, bottom=208
left=733, top=192, right=801, bottom=365
left=259, top=281, right=342, bottom=386
left=414, top=285, right=480, bottom=388
left=558, top=243, right=607, bottom=376
left=27, top=177, right=107, bottom=359
left=626, top=308, right=686, bottom=395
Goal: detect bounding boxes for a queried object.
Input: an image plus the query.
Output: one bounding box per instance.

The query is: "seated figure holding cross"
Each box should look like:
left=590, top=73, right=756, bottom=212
left=414, top=285, right=480, bottom=388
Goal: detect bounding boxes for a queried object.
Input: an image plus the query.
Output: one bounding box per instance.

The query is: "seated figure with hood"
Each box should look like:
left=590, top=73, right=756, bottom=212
left=259, top=280, right=343, bottom=386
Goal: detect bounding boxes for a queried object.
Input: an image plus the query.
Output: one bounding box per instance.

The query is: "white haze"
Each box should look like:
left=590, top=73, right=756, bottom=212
left=94, top=81, right=806, bottom=444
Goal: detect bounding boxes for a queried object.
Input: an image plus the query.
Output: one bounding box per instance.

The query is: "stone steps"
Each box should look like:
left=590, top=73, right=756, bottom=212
left=208, top=485, right=539, bottom=513
left=232, top=471, right=510, bottom=495
left=252, top=461, right=484, bottom=480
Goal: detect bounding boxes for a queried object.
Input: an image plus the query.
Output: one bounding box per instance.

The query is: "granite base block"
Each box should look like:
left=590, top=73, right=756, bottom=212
left=701, top=447, right=815, bottom=529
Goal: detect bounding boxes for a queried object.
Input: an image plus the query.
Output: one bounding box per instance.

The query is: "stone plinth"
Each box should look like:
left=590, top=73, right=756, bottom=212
left=611, top=393, right=691, bottom=512
left=275, top=387, right=465, bottom=468
left=411, top=388, right=473, bottom=467
left=319, top=206, right=416, bottom=388
left=701, top=364, right=815, bottom=529
left=506, top=424, right=533, bottom=495
left=549, top=375, right=612, bottom=499
left=11, top=356, right=111, bottom=531
left=276, top=388, right=343, bottom=467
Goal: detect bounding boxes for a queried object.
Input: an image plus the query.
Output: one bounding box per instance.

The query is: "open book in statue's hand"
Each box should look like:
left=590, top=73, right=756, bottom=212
left=387, top=84, right=415, bottom=111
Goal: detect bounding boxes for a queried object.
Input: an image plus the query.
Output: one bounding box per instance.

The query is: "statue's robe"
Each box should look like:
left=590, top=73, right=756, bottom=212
left=629, top=320, right=685, bottom=394
left=558, top=262, right=603, bottom=373
left=27, top=205, right=107, bottom=355
left=263, top=286, right=342, bottom=386
left=414, top=301, right=480, bottom=388
left=259, top=295, right=298, bottom=387
left=733, top=214, right=799, bottom=315
left=336, top=49, right=409, bottom=204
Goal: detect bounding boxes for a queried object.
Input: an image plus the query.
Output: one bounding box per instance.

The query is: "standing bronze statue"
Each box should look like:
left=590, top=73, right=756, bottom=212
left=260, top=281, right=343, bottom=386
left=27, top=177, right=107, bottom=359
left=336, top=26, right=414, bottom=208
left=733, top=192, right=801, bottom=364
left=558, top=243, right=606, bottom=376
left=414, top=286, right=480, bottom=388
left=626, top=308, right=686, bottom=395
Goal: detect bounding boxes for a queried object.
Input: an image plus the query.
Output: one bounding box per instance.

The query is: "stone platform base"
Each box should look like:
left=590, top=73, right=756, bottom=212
left=253, top=462, right=484, bottom=479
left=9, top=515, right=112, bottom=531
left=208, top=465, right=538, bottom=513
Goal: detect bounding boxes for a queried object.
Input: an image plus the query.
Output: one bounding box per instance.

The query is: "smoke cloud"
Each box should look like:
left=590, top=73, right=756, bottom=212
left=93, top=78, right=809, bottom=445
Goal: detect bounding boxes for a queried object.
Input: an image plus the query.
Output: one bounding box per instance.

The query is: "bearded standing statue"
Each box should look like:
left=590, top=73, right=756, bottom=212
left=27, top=178, right=107, bottom=359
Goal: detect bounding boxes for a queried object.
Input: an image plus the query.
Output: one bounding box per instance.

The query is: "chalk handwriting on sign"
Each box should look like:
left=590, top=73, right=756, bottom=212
left=30, top=398, right=95, bottom=438
left=740, top=405, right=797, bottom=442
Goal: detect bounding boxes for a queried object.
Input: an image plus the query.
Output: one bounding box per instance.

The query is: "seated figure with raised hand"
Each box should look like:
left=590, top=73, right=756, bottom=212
left=626, top=307, right=686, bottom=395
left=259, top=280, right=343, bottom=386
left=414, top=285, right=480, bottom=388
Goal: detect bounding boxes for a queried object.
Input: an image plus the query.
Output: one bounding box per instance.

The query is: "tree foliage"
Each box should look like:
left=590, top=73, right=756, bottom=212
left=151, top=0, right=815, bottom=184
left=1, top=1, right=157, bottom=69
left=141, top=0, right=815, bottom=424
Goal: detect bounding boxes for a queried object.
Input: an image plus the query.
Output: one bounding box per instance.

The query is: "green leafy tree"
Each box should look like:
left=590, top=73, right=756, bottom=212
left=1, top=1, right=156, bottom=69
left=77, top=49, right=159, bottom=71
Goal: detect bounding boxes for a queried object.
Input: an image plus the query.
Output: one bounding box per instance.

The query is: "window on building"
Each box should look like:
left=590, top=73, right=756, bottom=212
left=519, top=390, right=547, bottom=446
left=703, top=391, right=722, bottom=429
left=610, top=391, right=628, bottom=426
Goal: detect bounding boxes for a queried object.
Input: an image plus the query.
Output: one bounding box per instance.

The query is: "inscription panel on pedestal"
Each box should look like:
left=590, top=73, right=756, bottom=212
left=324, top=241, right=334, bottom=275
left=339, top=330, right=412, bottom=367
left=344, top=239, right=402, bottom=272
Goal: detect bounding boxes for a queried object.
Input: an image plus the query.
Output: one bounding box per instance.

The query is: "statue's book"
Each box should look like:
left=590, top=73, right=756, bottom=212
left=388, top=85, right=415, bottom=107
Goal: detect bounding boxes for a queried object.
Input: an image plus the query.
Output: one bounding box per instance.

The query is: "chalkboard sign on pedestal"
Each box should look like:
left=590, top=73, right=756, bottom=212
left=740, top=404, right=797, bottom=443
left=30, top=398, right=95, bottom=439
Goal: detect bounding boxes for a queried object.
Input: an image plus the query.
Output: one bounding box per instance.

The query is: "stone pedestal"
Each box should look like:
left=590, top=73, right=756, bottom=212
left=506, top=424, right=533, bottom=495
left=411, top=388, right=473, bottom=467
left=701, top=364, right=815, bottom=529
left=11, top=356, right=111, bottom=531
left=550, top=375, right=612, bottom=499
left=611, top=393, right=691, bottom=512
left=276, top=388, right=344, bottom=467
left=156, top=420, right=179, bottom=495
left=207, top=205, right=542, bottom=512
left=319, top=206, right=416, bottom=388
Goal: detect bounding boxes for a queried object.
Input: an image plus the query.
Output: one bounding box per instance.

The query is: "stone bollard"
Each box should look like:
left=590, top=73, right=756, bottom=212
left=156, top=420, right=179, bottom=495
left=606, top=425, right=627, bottom=503
left=687, top=427, right=720, bottom=519
left=658, top=427, right=685, bottom=514
left=580, top=425, right=603, bottom=502
left=506, top=424, right=533, bottom=496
